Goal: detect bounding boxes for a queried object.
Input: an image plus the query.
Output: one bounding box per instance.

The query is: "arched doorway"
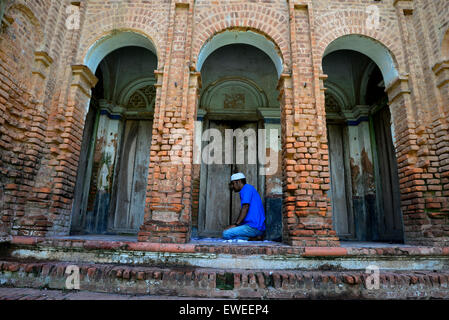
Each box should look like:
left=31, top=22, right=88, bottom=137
left=71, top=33, right=158, bottom=235
left=194, top=31, right=283, bottom=241
left=323, top=48, right=404, bottom=242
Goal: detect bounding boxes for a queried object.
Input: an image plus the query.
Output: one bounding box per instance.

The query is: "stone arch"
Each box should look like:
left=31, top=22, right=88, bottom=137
left=324, top=82, right=350, bottom=110
left=77, top=4, right=167, bottom=71
left=83, top=30, right=159, bottom=74
left=197, top=29, right=283, bottom=78
left=322, top=34, right=400, bottom=88
left=315, top=8, right=404, bottom=86
left=192, top=4, right=290, bottom=73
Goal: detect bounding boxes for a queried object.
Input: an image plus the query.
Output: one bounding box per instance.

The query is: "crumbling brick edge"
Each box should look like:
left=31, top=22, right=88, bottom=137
left=7, top=236, right=449, bottom=257
left=0, top=260, right=448, bottom=299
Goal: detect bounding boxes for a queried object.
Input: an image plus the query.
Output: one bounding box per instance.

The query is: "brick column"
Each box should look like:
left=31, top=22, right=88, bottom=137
left=12, top=65, right=97, bottom=236
left=50, top=65, right=98, bottom=234
left=432, top=60, right=449, bottom=242
left=386, top=75, right=447, bottom=246
left=0, top=5, right=19, bottom=240
left=138, top=1, right=196, bottom=243
left=279, top=1, right=339, bottom=247
left=278, top=72, right=338, bottom=247
left=1, top=50, right=54, bottom=237
left=392, top=0, right=448, bottom=246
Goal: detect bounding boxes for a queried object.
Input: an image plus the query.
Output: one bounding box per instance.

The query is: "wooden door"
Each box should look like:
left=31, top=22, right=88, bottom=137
left=327, top=124, right=354, bottom=239
left=110, top=120, right=152, bottom=233
left=202, top=121, right=232, bottom=237
left=199, top=120, right=259, bottom=237
left=372, top=107, right=403, bottom=242
left=231, top=122, right=259, bottom=225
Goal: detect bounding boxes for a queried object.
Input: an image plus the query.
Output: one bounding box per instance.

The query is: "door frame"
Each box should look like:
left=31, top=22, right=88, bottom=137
left=198, top=117, right=265, bottom=237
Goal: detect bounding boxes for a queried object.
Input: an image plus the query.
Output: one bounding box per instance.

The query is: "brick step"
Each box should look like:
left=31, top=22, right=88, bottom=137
left=5, top=236, right=449, bottom=271
left=1, top=260, right=448, bottom=299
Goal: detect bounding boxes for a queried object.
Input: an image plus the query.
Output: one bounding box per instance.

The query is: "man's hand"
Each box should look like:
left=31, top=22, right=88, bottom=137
left=224, top=224, right=237, bottom=231
left=235, top=204, right=249, bottom=226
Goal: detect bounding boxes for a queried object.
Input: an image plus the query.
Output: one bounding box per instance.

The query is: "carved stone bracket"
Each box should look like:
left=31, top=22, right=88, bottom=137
left=30, top=51, right=54, bottom=101
left=385, top=74, right=411, bottom=104
left=394, top=0, right=414, bottom=15
left=71, top=65, right=99, bottom=99
left=32, top=51, right=53, bottom=80
left=432, top=60, right=449, bottom=88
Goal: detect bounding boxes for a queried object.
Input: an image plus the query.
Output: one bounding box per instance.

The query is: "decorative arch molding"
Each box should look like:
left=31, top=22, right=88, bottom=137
left=83, top=30, right=159, bottom=74
left=78, top=3, right=167, bottom=68
left=359, top=61, right=379, bottom=105
left=197, top=29, right=283, bottom=78
left=4, top=2, right=43, bottom=44
left=200, top=77, right=268, bottom=112
left=191, top=3, right=291, bottom=73
left=323, top=34, right=399, bottom=88
left=118, top=77, right=157, bottom=109
left=126, top=90, right=149, bottom=110
left=324, top=81, right=351, bottom=111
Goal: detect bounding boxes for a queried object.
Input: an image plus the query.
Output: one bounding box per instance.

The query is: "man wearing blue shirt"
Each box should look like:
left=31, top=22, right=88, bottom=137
left=222, top=173, right=266, bottom=241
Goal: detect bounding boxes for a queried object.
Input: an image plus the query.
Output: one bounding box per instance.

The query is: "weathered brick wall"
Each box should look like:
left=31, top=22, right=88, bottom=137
left=391, top=0, right=449, bottom=245
left=0, top=0, right=447, bottom=246
left=0, top=0, right=58, bottom=237
left=1, top=260, right=449, bottom=299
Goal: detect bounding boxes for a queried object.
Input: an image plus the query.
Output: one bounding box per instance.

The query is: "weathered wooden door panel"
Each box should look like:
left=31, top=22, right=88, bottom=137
left=327, top=124, right=354, bottom=239
left=114, top=120, right=138, bottom=230
left=129, top=120, right=153, bottom=230
left=202, top=121, right=233, bottom=237
left=112, top=120, right=152, bottom=233
left=372, top=107, right=403, bottom=242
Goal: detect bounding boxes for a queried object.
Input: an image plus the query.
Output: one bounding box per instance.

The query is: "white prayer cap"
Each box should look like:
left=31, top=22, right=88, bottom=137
left=230, top=173, right=246, bottom=182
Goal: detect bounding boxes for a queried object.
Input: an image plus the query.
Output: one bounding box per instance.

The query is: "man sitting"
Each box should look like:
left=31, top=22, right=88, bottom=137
left=222, top=173, right=266, bottom=241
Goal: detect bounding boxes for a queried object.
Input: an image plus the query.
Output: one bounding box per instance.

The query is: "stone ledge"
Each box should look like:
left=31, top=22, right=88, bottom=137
left=8, top=236, right=449, bottom=257
left=4, top=236, right=449, bottom=271
left=0, top=260, right=448, bottom=299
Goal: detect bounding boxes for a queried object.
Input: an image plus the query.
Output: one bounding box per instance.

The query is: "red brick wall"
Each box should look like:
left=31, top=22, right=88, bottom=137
left=0, top=1, right=49, bottom=237
left=0, top=0, right=447, bottom=246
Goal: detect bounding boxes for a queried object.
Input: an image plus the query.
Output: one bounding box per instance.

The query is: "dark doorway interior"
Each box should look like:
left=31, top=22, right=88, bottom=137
left=324, top=50, right=404, bottom=243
